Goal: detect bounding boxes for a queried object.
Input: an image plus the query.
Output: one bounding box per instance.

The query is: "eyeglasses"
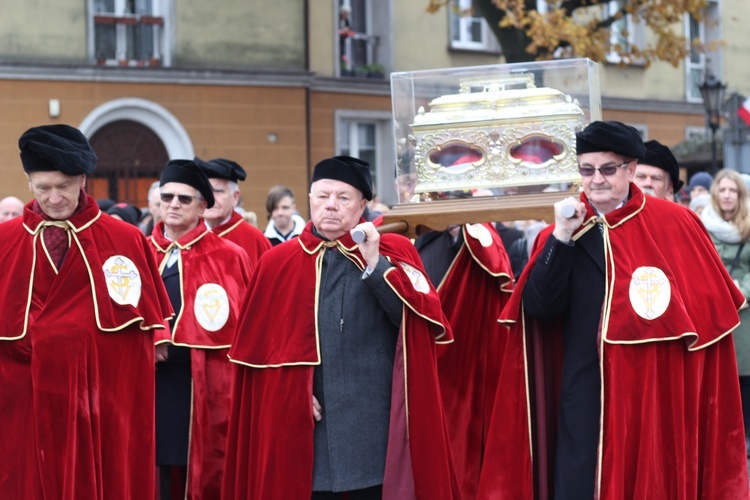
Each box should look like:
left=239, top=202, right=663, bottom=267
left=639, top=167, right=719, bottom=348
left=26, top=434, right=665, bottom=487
left=578, top=162, right=630, bottom=177
left=160, top=192, right=200, bottom=205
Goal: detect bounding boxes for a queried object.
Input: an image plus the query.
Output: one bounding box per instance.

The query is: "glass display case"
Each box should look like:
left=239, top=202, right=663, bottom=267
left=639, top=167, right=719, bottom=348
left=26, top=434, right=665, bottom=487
left=391, top=58, right=600, bottom=201
left=383, top=58, right=601, bottom=236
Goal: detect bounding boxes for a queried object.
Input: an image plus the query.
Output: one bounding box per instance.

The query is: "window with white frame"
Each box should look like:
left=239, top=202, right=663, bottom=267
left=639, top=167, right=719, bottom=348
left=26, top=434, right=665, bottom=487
left=685, top=0, right=720, bottom=102
left=604, top=0, right=645, bottom=64
left=91, top=0, right=169, bottom=67
left=336, top=111, right=397, bottom=206
left=449, top=0, right=499, bottom=52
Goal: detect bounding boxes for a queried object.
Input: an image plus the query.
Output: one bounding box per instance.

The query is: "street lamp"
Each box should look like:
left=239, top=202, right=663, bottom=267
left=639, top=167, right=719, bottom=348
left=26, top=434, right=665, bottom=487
left=698, top=73, right=727, bottom=175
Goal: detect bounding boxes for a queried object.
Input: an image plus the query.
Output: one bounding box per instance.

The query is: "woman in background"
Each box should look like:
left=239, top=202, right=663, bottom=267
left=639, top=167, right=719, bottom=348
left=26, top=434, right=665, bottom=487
left=701, top=169, right=750, bottom=455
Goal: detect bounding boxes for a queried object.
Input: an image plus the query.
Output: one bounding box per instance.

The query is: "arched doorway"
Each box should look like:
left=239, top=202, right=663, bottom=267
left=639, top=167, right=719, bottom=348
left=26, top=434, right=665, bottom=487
left=88, top=120, right=169, bottom=208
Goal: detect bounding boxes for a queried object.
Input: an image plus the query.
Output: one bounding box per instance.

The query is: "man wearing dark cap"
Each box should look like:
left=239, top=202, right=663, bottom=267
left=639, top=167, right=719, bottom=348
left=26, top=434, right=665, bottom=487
left=107, top=202, right=142, bottom=226
left=223, top=156, right=459, bottom=499
left=500, top=121, right=748, bottom=498
left=194, top=156, right=270, bottom=264
left=634, top=139, right=684, bottom=201
left=147, top=159, right=252, bottom=499
left=0, top=124, right=173, bottom=499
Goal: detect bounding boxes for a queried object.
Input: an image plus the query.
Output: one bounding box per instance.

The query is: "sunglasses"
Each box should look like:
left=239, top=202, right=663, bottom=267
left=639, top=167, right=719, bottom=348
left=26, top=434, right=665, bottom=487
left=578, top=162, right=630, bottom=177
left=160, top=192, right=200, bottom=205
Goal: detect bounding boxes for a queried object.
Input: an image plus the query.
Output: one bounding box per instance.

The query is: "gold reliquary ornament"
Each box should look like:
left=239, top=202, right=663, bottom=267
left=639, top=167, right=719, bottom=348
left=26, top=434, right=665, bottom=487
left=410, top=72, right=585, bottom=196
left=382, top=59, right=601, bottom=237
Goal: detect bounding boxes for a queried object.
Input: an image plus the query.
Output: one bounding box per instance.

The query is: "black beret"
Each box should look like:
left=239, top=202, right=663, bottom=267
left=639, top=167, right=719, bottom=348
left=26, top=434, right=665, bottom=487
left=640, top=140, right=683, bottom=192
left=194, top=156, right=247, bottom=182
left=576, top=121, right=646, bottom=160
left=97, top=198, right=116, bottom=212
left=311, top=155, right=373, bottom=201
left=19, top=124, right=97, bottom=175
left=107, top=203, right=142, bottom=226
left=160, top=159, right=215, bottom=208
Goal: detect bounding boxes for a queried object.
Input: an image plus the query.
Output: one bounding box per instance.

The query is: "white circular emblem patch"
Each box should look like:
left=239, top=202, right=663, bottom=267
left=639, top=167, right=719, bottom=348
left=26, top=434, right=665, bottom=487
left=399, top=262, right=431, bottom=294
left=466, top=223, right=493, bottom=247
left=102, top=255, right=142, bottom=307
left=629, top=266, right=671, bottom=320
left=194, top=283, right=230, bottom=332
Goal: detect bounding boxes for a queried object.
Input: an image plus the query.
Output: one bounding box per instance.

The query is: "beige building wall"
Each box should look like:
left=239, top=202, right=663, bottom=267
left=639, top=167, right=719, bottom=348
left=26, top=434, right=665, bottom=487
left=174, top=0, right=305, bottom=69
left=309, top=3, right=336, bottom=76
left=722, top=1, right=750, bottom=97
left=393, top=3, right=502, bottom=72
left=0, top=0, right=87, bottom=62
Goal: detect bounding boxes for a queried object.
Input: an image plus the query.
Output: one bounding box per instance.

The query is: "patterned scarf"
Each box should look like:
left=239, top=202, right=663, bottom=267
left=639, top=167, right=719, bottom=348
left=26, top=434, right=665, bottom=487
left=30, top=190, right=88, bottom=268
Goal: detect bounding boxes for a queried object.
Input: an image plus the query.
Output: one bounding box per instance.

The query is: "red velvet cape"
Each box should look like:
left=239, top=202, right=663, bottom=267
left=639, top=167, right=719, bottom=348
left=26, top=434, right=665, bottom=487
left=149, top=220, right=252, bottom=498
left=434, top=223, right=533, bottom=499
left=212, top=210, right=271, bottom=265
left=223, top=222, right=460, bottom=499
left=0, top=194, right=172, bottom=499
left=500, top=185, right=750, bottom=499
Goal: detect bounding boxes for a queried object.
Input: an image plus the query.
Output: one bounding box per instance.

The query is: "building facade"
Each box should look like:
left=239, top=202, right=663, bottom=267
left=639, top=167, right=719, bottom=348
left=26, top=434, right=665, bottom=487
left=0, top=0, right=747, bottom=215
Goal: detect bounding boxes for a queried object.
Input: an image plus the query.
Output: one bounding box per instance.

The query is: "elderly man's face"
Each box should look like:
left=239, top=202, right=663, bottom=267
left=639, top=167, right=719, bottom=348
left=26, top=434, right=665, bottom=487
left=203, top=178, right=239, bottom=224
left=578, top=151, right=635, bottom=215
left=148, top=187, right=162, bottom=223
left=160, top=182, right=206, bottom=235
left=0, top=197, right=24, bottom=222
left=27, top=171, right=84, bottom=220
left=309, top=179, right=366, bottom=240
left=634, top=164, right=673, bottom=200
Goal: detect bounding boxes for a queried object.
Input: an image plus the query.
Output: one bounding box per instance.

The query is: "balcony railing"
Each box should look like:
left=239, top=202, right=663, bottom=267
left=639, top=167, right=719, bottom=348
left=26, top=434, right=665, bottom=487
left=339, top=32, right=383, bottom=78
left=94, top=14, right=164, bottom=67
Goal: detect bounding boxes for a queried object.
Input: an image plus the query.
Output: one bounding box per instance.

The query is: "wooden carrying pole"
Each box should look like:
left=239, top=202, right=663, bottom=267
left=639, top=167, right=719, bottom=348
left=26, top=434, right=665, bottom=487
left=376, top=191, right=571, bottom=238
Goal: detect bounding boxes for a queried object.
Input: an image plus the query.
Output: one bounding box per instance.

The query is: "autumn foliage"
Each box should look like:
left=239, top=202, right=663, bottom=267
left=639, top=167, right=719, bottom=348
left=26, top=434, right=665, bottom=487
left=426, top=0, right=716, bottom=66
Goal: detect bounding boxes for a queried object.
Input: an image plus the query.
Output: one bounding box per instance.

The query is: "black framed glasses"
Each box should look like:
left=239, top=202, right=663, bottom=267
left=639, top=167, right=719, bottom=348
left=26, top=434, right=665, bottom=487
left=578, top=162, right=630, bottom=177
left=160, top=192, right=200, bottom=205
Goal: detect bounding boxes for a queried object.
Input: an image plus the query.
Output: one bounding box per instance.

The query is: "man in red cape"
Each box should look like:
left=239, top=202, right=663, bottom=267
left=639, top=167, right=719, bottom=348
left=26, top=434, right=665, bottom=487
left=500, top=121, right=749, bottom=499
left=195, top=156, right=271, bottom=263
left=148, top=159, right=252, bottom=499
left=0, top=124, right=173, bottom=499
left=416, top=222, right=533, bottom=499
left=223, top=155, right=459, bottom=499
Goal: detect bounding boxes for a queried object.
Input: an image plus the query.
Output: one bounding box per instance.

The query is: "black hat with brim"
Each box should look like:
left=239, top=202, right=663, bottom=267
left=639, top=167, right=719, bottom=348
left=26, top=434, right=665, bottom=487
left=641, top=140, right=684, bottom=192
left=107, top=203, right=142, bottom=226
left=311, top=155, right=373, bottom=201
left=195, top=157, right=247, bottom=182
left=19, top=124, right=97, bottom=176
left=576, top=121, right=646, bottom=160
left=160, top=159, right=215, bottom=208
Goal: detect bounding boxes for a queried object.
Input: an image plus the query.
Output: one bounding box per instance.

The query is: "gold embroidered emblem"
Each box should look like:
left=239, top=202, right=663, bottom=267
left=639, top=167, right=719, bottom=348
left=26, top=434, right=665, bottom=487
left=466, top=223, right=493, bottom=247
left=194, top=283, right=230, bottom=332
left=399, top=262, right=431, bottom=294
left=103, top=255, right=142, bottom=307
left=629, top=266, right=671, bottom=320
